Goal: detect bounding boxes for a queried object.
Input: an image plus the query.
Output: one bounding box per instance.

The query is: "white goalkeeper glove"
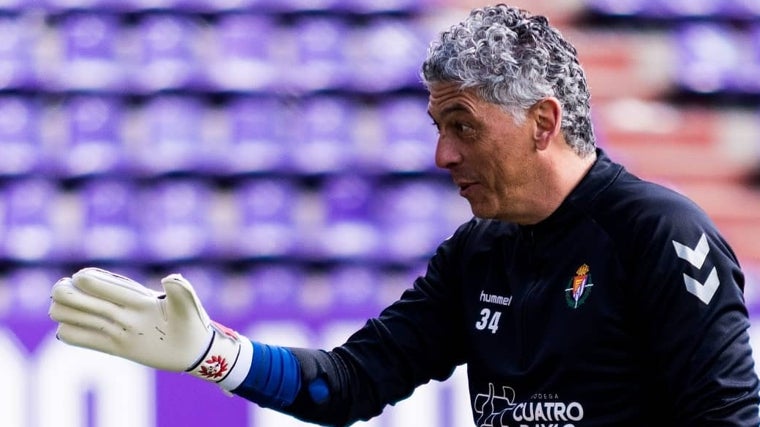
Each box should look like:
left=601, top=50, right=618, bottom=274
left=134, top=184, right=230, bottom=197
left=49, top=267, right=253, bottom=390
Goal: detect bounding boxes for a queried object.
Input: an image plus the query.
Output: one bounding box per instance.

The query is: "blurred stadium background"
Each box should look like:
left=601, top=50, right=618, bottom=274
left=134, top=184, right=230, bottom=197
left=0, top=0, right=759, bottom=425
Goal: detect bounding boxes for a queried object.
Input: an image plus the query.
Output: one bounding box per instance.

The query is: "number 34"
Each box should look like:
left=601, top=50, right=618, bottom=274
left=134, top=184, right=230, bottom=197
left=475, top=308, right=501, bottom=334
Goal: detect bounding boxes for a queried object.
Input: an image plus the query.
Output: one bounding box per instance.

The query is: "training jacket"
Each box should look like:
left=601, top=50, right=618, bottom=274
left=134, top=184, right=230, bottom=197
left=277, top=149, right=760, bottom=426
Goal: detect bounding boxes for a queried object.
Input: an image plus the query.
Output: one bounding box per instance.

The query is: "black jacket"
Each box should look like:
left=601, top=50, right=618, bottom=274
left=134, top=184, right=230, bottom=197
left=279, top=149, right=760, bottom=426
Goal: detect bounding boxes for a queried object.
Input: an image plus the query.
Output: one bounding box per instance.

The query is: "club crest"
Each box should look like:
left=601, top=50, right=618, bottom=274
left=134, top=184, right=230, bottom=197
left=565, top=264, right=594, bottom=309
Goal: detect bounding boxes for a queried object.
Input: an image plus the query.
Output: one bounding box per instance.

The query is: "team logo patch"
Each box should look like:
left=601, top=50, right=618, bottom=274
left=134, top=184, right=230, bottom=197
left=565, top=264, right=594, bottom=309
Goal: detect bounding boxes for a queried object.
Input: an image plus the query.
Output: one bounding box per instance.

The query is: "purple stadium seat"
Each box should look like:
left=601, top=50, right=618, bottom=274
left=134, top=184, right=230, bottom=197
left=0, top=0, right=37, bottom=11
left=2, top=267, right=64, bottom=318
left=328, top=264, right=381, bottom=317
left=651, top=0, right=727, bottom=18
left=131, top=95, right=216, bottom=176
left=586, top=0, right=730, bottom=17
left=373, top=179, right=462, bottom=262
left=584, top=0, right=649, bottom=16
left=259, top=0, right=338, bottom=13
left=207, top=13, right=281, bottom=92
left=0, top=96, right=44, bottom=177
left=116, top=0, right=175, bottom=11
left=135, top=178, right=221, bottom=262
left=75, top=178, right=141, bottom=262
left=217, top=95, right=290, bottom=175
left=315, top=174, right=381, bottom=261
left=128, top=14, right=209, bottom=93
left=673, top=24, right=742, bottom=94
left=347, top=17, right=428, bottom=93
left=0, top=15, right=42, bottom=90
left=0, top=178, right=64, bottom=262
left=286, top=95, right=358, bottom=174
left=374, top=95, right=438, bottom=173
left=156, top=0, right=222, bottom=13
left=286, top=16, right=351, bottom=92
left=730, top=0, right=760, bottom=17
left=336, top=0, right=428, bottom=14
left=48, top=12, right=127, bottom=92
left=228, top=177, right=301, bottom=259
left=588, top=0, right=760, bottom=18
left=173, top=0, right=263, bottom=13
left=322, top=175, right=375, bottom=220
left=242, top=263, right=305, bottom=320
left=52, top=95, right=130, bottom=178
left=42, top=0, right=134, bottom=13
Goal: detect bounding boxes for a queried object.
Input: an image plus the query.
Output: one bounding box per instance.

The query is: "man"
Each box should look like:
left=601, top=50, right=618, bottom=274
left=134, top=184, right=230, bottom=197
left=49, top=4, right=760, bottom=426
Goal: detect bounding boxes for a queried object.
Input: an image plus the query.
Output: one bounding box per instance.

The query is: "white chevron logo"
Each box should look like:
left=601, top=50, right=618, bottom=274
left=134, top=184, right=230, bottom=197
left=682, top=267, right=719, bottom=305
left=672, top=233, right=719, bottom=305
left=672, top=233, right=708, bottom=268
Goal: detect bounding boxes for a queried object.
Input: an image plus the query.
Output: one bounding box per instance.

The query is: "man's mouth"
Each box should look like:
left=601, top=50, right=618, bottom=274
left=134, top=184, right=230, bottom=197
left=456, top=180, right=477, bottom=197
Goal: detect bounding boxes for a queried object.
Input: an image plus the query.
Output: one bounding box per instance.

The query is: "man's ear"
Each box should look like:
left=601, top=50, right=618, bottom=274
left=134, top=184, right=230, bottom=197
left=531, top=97, right=562, bottom=150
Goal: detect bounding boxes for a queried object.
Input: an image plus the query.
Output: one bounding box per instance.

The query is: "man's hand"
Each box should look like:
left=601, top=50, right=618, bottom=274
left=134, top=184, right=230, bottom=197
left=49, top=267, right=248, bottom=386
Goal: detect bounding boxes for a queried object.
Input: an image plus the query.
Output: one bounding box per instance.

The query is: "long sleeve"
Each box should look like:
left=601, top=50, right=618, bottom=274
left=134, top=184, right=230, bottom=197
left=263, top=228, right=473, bottom=426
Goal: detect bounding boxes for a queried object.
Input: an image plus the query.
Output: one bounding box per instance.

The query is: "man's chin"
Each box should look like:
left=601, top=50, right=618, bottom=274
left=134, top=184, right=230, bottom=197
left=468, top=205, right=496, bottom=220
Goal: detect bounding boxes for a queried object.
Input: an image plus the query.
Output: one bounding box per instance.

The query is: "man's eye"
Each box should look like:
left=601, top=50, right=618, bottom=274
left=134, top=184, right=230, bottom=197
left=455, top=122, right=474, bottom=133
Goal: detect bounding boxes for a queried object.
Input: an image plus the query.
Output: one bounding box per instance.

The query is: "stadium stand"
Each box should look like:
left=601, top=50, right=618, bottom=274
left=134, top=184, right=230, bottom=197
left=0, top=0, right=753, bottom=302
left=0, top=0, right=754, bottom=310
left=1, top=1, right=759, bottom=425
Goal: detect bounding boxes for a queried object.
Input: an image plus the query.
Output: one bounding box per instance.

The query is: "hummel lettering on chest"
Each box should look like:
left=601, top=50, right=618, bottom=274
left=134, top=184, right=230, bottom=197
left=479, top=290, right=513, bottom=306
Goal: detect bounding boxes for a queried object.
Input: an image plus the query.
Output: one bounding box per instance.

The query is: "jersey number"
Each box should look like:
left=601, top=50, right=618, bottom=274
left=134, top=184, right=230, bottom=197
left=475, top=308, right=501, bottom=334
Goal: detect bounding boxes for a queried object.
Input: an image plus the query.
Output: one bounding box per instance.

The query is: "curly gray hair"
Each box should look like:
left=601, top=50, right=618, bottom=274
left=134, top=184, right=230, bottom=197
left=421, top=4, right=596, bottom=157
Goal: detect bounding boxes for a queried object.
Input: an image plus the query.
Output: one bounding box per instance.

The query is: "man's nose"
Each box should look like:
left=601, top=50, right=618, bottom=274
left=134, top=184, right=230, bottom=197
left=434, top=136, right=461, bottom=169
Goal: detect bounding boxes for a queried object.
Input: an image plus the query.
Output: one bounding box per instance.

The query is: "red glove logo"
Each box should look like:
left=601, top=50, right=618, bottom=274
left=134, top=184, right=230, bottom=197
left=199, top=355, right=229, bottom=379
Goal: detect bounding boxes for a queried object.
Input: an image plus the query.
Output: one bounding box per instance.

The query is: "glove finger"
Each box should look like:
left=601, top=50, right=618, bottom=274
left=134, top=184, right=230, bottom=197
left=51, top=302, right=120, bottom=339
left=56, top=322, right=119, bottom=356
left=72, top=267, right=156, bottom=307
left=161, top=274, right=211, bottom=326
left=51, top=277, right=124, bottom=322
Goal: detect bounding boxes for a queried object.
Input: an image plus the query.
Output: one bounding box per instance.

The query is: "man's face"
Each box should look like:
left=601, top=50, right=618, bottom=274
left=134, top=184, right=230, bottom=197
left=427, top=82, right=539, bottom=222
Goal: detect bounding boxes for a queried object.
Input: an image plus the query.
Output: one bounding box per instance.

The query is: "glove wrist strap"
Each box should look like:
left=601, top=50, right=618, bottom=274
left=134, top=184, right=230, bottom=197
left=187, top=322, right=242, bottom=384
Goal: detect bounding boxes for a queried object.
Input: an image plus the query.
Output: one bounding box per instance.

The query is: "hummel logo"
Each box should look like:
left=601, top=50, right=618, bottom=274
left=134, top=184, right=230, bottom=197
left=672, top=233, right=719, bottom=305
left=673, top=233, right=709, bottom=268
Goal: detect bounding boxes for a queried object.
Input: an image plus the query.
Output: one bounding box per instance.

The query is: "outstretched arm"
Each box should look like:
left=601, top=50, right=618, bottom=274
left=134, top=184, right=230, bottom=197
left=49, top=259, right=464, bottom=426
